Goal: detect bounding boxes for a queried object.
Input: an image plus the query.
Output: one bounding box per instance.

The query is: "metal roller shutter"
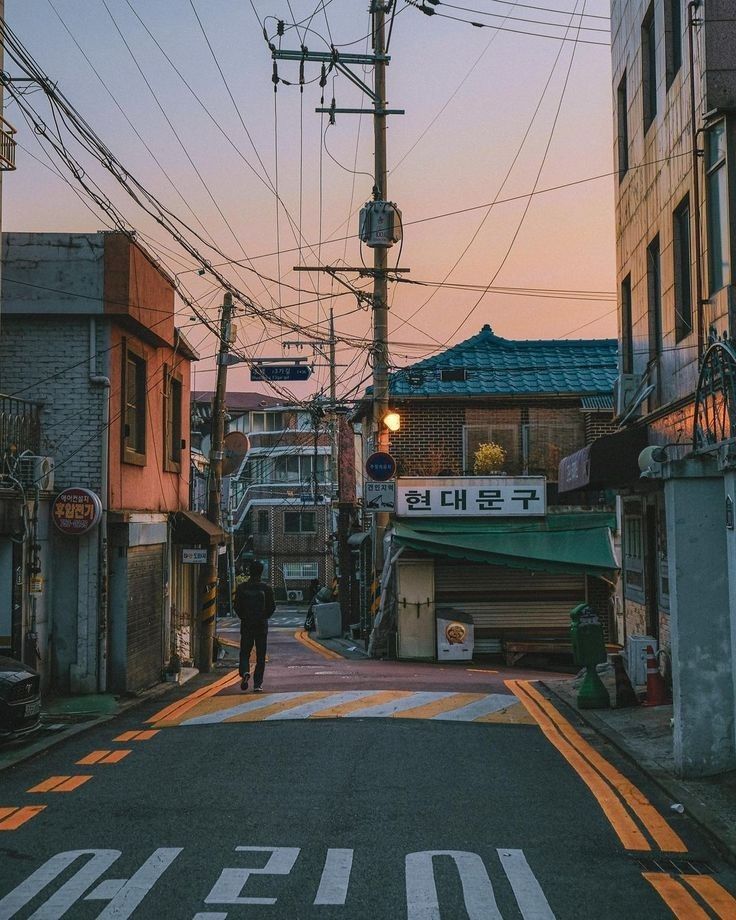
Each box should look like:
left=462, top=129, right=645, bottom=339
left=127, top=545, right=164, bottom=691
left=435, top=561, right=585, bottom=638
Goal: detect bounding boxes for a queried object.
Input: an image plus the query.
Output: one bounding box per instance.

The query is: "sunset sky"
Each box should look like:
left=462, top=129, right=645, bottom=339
left=4, top=0, right=615, bottom=402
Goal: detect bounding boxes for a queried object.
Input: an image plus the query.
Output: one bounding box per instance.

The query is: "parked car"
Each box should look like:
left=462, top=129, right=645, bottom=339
left=0, top=656, right=41, bottom=740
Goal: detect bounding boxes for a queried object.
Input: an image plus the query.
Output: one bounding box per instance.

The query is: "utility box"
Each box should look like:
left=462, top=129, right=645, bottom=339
left=436, top=609, right=474, bottom=662
left=359, top=200, right=402, bottom=248
left=315, top=602, right=342, bottom=639
left=626, top=635, right=658, bottom=686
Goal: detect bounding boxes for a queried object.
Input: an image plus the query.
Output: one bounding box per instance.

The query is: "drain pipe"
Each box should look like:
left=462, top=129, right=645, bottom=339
left=89, top=317, right=111, bottom=692
left=688, top=1, right=706, bottom=356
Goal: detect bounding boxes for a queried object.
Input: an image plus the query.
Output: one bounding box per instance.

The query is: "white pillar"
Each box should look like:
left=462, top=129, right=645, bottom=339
left=665, top=458, right=735, bottom=777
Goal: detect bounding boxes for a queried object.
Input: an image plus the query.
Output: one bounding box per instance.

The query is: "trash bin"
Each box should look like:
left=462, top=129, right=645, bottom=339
left=436, top=609, right=474, bottom=661
left=315, top=602, right=342, bottom=639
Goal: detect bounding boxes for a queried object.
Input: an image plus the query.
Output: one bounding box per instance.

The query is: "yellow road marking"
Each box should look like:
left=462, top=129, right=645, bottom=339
left=0, top=806, right=46, bottom=830
left=114, top=731, right=140, bottom=742
left=28, top=776, right=71, bottom=793
left=77, top=750, right=111, bottom=765
left=149, top=670, right=240, bottom=725
left=506, top=680, right=649, bottom=851
left=224, top=691, right=336, bottom=722
left=148, top=669, right=239, bottom=724
left=643, top=873, right=710, bottom=919
left=100, top=750, right=131, bottom=764
left=295, top=630, right=343, bottom=660
left=473, top=702, right=537, bottom=725
left=52, top=776, right=92, bottom=792
left=467, top=668, right=499, bottom=674
left=515, top=680, right=686, bottom=853
left=682, top=875, right=736, bottom=916
left=135, top=729, right=159, bottom=740
left=393, top=693, right=483, bottom=720
left=28, top=776, right=92, bottom=793
left=0, top=808, right=17, bottom=821
left=310, top=691, right=412, bottom=719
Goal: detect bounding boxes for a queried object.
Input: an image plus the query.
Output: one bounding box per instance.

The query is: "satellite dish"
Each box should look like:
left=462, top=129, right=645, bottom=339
left=222, top=431, right=250, bottom=476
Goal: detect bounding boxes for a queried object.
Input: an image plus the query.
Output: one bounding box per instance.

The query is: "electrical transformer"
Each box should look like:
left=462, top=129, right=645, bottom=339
left=358, top=200, right=402, bottom=248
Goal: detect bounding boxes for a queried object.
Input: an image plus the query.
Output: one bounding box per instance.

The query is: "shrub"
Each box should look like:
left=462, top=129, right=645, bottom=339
left=473, top=441, right=506, bottom=475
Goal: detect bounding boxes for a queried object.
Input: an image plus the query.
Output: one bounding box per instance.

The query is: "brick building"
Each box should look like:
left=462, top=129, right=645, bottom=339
left=357, top=325, right=619, bottom=660
left=0, top=231, right=216, bottom=694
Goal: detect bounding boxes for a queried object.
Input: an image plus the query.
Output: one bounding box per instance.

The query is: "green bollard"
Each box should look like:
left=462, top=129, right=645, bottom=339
left=569, top=602, right=610, bottom=710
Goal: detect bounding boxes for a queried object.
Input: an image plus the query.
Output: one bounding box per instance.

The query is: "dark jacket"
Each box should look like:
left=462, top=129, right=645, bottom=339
left=234, top=580, right=276, bottom=630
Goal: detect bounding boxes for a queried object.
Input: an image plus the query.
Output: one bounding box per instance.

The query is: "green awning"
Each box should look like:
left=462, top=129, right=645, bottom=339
left=393, top=512, right=618, bottom=577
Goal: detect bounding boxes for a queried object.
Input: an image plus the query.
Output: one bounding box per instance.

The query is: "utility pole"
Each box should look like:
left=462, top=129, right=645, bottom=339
left=198, top=291, right=233, bottom=672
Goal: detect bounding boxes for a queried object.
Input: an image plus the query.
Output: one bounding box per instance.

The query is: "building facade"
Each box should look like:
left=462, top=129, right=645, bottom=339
left=583, top=0, right=736, bottom=776
left=358, top=325, right=620, bottom=660
left=0, top=231, right=213, bottom=694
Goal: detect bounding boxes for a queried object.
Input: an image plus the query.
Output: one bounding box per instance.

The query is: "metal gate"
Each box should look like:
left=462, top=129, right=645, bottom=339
left=126, top=544, right=164, bottom=691
left=434, top=562, right=585, bottom=643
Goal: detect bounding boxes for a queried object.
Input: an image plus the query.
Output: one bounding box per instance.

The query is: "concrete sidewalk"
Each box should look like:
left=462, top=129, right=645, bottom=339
left=542, top=676, right=736, bottom=863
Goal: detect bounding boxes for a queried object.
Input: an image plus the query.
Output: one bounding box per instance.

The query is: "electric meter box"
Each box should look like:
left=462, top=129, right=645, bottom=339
left=359, top=200, right=402, bottom=248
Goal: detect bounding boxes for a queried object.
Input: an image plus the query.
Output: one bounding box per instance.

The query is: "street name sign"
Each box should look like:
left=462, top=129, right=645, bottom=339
left=250, top=364, right=312, bottom=382
left=396, top=476, right=546, bottom=517
left=364, top=480, right=396, bottom=512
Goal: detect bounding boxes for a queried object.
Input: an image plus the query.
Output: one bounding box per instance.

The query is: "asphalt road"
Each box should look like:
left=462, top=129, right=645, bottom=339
left=1, top=628, right=735, bottom=919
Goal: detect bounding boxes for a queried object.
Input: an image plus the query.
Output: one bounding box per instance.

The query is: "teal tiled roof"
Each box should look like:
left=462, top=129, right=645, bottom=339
left=387, top=325, right=617, bottom=398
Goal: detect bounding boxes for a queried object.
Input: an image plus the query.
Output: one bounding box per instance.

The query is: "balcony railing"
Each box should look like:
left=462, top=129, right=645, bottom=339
left=0, top=394, right=41, bottom=457
left=0, top=114, right=17, bottom=171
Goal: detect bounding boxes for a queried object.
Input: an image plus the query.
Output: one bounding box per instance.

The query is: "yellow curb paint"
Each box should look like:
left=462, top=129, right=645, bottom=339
left=309, top=691, right=410, bottom=719
left=0, top=806, right=46, bottom=830
left=100, top=750, right=131, bottom=764
left=517, top=680, right=687, bottom=853
left=294, top=630, right=343, bottom=660
left=506, top=680, right=649, bottom=852
left=466, top=669, right=499, bottom=674
left=473, top=702, right=538, bottom=725
left=77, top=750, right=111, bottom=765
left=224, top=692, right=336, bottom=722
left=682, top=875, right=736, bottom=916
left=149, top=670, right=240, bottom=725
left=642, top=873, right=709, bottom=919
left=393, top=693, right=483, bottom=720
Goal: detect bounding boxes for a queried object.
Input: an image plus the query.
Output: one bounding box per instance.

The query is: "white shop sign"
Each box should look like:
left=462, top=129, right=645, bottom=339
left=182, top=548, right=208, bottom=564
left=396, top=476, right=546, bottom=517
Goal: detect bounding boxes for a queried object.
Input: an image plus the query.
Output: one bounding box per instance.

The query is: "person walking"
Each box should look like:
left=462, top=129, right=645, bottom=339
left=233, top=560, right=276, bottom=692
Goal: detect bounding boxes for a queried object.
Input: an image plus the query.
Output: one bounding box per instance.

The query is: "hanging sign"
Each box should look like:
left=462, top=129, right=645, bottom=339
left=51, top=488, right=103, bottom=535
left=182, top=548, right=208, bottom=564
left=251, top=365, right=312, bottom=382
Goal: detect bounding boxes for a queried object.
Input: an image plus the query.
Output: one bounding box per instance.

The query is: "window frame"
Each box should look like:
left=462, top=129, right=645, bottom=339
left=706, top=120, right=731, bottom=295
left=621, top=274, right=633, bottom=374
left=673, top=194, right=693, bottom=342
left=617, top=71, right=629, bottom=180
left=623, top=499, right=645, bottom=602
left=122, top=340, right=147, bottom=466
left=163, top=365, right=183, bottom=473
left=284, top=511, right=317, bottom=534
left=647, top=234, right=662, bottom=361
left=642, top=3, right=658, bottom=132
left=257, top=509, right=269, bottom=535
left=664, top=0, right=682, bottom=88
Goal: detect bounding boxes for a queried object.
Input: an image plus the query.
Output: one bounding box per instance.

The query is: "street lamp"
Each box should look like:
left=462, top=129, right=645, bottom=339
left=383, top=410, right=401, bottom=432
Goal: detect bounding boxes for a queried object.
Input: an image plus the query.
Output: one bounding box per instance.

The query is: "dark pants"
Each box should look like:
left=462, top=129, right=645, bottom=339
left=239, top=625, right=268, bottom=687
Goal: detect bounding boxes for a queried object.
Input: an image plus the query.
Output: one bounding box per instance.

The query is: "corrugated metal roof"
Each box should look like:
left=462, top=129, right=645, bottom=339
left=581, top=394, right=614, bottom=410
left=387, top=325, right=617, bottom=398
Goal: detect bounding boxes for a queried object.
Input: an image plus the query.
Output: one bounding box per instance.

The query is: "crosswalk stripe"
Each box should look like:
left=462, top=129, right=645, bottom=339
left=342, top=691, right=440, bottom=718
left=393, top=693, right=482, bottom=720
left=266, top=691, right=380, bottom=720
left=437, top=695, right=516, bottom=722
left=182, top=692, right=308, bottom=725
left=310, top=690, right=403, bottom=719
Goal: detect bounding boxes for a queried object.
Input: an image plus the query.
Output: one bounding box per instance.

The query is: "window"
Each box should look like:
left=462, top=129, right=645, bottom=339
left=251, top=411, right=285, bottom=432
left=257, top=510, right=269, bottom=534
left=665, top=0, right=682, bottom=87
left=707, top=121, right=730, bottom=294
left=440, top=368, right=467, bottom=383
left=283, top=562, right=319, bottom=579
left=284, top=511, right=316, bottom=534
left=617, top=72, right=629, bottom=180
left=164, top=369, right=182, bottom=471
left=647, top=235, right=662, bottom=360
left=621, top=275, right=633, bottom=374
left=673, top=195, right=693, bottom=341
left=123, top=346, right=146, bottom=463
left=642, top=3, right=657, bottom=131
left=274, top=455, right=300, bottom=482
left=623, top=500, right=645, bottom=598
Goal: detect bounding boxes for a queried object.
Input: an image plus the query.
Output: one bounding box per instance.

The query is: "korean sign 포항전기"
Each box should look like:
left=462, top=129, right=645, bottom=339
left=396, top=477, right=546, bottom=517
left=51, top=487, right=103, bottom=535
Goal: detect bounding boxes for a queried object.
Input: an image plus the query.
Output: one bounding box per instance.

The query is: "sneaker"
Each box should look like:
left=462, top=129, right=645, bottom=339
left=253, top=686, right=263, bottom=693
left=240, top=676, right=249, bottom=691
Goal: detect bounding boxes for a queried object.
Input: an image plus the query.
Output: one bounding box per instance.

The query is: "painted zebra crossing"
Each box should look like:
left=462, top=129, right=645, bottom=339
left=156, top=690, right=534, bottom=726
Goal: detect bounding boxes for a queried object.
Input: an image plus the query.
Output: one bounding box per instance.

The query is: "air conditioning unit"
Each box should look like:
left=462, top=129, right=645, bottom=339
left=287, top=590, right=304, bottom=602
left=625, top=635, right=658, bottom=686
left=614, top=373, right=639, bottom=416
left=15, top=455, right=55, bottom=492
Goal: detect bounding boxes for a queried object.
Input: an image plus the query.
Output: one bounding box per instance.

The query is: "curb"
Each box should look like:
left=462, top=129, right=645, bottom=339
left=541, top=680, right=736, bottom=865
left=0, top=672, right=199, bottom=774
